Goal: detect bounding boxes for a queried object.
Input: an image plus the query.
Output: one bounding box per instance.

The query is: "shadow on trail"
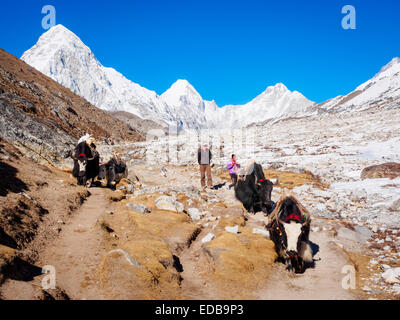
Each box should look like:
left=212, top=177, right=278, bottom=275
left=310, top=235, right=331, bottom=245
left=4, top=258, right=43, bottom=282
left=0, top=162, right=29, bottom=197
left=304, top=240, right=320, bottom=271
left=211, top=182, right=227, bottom=190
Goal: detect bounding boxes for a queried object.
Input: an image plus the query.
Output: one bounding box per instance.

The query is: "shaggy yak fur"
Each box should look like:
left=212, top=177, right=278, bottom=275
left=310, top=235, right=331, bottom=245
left=234, top=160, right=275, bottom=214
left=72, top=141, right=100, bottom=186
left=267, top=193, right=313, bottom=273
left=99, top=157, right=128, bottom=189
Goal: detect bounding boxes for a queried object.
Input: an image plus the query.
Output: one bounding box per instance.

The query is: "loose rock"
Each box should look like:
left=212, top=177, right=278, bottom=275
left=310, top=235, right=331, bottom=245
left=154, top=196, right=184, bottom=213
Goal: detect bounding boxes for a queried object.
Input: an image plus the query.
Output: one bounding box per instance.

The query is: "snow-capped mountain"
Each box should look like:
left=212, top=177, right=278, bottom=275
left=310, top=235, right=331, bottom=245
left=209, top=83, right=314, bottom=128
left=315, top=57, right=400, bottom=113
left=21, top=25, right=317, bottom=130
left=21, top=25, right=176, bottom=125
left=160, top=79, right=208, bottom=129
left=22, top=25, right=399, bottom=131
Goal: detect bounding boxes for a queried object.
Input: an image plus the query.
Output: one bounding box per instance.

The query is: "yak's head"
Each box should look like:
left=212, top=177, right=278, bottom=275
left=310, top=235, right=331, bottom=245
left=74, top=141, right=92, bottom=177
left=77, top=157, right=88, bottom=177
left=98, top=164, right=107, bottom=180
left=275, top=197, right=312, bottom=273
left=104, top=159, right=118, bottom=186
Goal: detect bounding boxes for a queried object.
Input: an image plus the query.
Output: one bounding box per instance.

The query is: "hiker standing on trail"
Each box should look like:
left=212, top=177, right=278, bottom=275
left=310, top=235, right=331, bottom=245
left=198, top=144, right=213, bottom=190
left=227, top=154, right=240, bottom=189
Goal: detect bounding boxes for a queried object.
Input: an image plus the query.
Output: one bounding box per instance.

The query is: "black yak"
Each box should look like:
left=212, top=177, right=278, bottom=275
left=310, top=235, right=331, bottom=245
left=72, top=140, right=99, bottom=187
left=267, top=193, right=313, bottom=273
left=234, top=160, right=275, bottom=214
left=100, top=157, right=128, bottom=189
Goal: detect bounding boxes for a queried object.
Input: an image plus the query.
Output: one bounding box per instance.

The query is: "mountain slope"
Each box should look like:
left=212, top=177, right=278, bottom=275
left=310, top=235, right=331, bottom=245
left=208, top=83, right=314, bottom=128
left=21, top=25, right=175, bottom=124
left=315, top=58, right=400, bottom=113
left=160, top=79, right=208, bottom=129
left=0, top=48, right=142, bottom=168
left=21, top=25, right=317, bottom=129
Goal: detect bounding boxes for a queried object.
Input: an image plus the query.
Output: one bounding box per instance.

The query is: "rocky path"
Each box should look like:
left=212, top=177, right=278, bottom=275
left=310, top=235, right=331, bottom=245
left=257, top=230, right=356, bottom=300
left=2, top=164, right=397, bottom=300
left=179, top=228, right=220, bottom=300
left=1, top=188, right=110, bottom=300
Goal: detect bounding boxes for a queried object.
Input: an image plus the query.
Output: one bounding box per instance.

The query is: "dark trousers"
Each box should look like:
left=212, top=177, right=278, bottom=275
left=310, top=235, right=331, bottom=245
left=229, top=173, right=238, bottom=188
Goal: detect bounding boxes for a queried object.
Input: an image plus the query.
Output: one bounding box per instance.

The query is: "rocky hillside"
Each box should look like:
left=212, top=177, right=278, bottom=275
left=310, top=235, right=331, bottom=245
left=313, top=57, right=400, bottom=114
left=0, top=137, right=90, bottom=294
left=0, top=49, right=143, bottom=169
left=110, top=111, right=168, bottom=135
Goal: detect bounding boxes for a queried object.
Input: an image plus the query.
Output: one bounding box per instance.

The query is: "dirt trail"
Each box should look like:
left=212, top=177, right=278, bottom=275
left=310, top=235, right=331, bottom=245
left=256, top=231, right=356, bottom=300
left=1, top=165, right=362, bottom=300
left=1, top=187, right=110, bottom=300
left=179, top=228, right=219, bottom=300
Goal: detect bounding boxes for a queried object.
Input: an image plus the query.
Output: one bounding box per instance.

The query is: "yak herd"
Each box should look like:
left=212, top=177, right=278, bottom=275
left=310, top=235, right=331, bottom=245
left=71, top=137, right=127, bottom=190
left=234, top=160, right=313, bottom=273
left=70, top=136, right=313, bottom=273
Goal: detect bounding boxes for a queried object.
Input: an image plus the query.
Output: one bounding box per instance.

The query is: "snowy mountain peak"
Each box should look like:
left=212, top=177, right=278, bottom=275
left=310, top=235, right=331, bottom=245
left=27, top=24, right=88, bottom=54
left=161, top=79, right=205, bottom=111
left=269, top=82, right=288, bottom=91
left=28, top=25, right=400, bottom=130
left=379, top=57, right=400, bottom=74
left=317, top=57, right=400, bottom=113
left=21, top=25, right=175, bottom=123
left=164, top=79, right=200, bottom=98
left=42, top=24, right=78, bottom=39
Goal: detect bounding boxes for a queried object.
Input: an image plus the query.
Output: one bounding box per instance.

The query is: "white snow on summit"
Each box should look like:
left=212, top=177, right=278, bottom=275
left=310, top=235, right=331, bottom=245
left=21, top=25, right=175, bottom=124
left=317, top=57, right=400, bottom=113
left=160, top=80, right=208, bottom=129
left=209, top=83, right=314, bottom=128
left=21, top=25, right=399, bottom=130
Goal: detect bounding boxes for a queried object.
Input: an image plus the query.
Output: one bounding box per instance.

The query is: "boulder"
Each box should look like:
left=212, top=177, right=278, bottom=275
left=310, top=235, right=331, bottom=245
left=361, top=163, right=400, bottom=180
left=126, top=203, right=151, bottom=214
left=188, top=208, right=202, bottom=220
left=173, top=185, right=201, bottom=197
left=155, top=196, right=184, bottom=213
left=337, top=226, right=372, bottom=243
left=353, top=225, right=374, bottom=240
left=119, top=184, right=135, bottom=193
left=268, top=162, right=284, bottom=170
left=389, top=198, right=400, bottom=212
left=382, top=267, right=400, bottom=284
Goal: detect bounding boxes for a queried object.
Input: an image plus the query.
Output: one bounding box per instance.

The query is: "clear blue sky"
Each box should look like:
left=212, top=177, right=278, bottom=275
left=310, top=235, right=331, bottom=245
left=1, top=0, right=399, bottom=105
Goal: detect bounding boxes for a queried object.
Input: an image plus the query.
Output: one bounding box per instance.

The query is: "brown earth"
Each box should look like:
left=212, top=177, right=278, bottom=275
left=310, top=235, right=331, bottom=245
left=0, top=161, right=390, bottom=300
left=110, top=111, right=168, bottom=136
left=0, top=48, right=143, bottom=148
left=0, top=138, right=90, bottom=293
